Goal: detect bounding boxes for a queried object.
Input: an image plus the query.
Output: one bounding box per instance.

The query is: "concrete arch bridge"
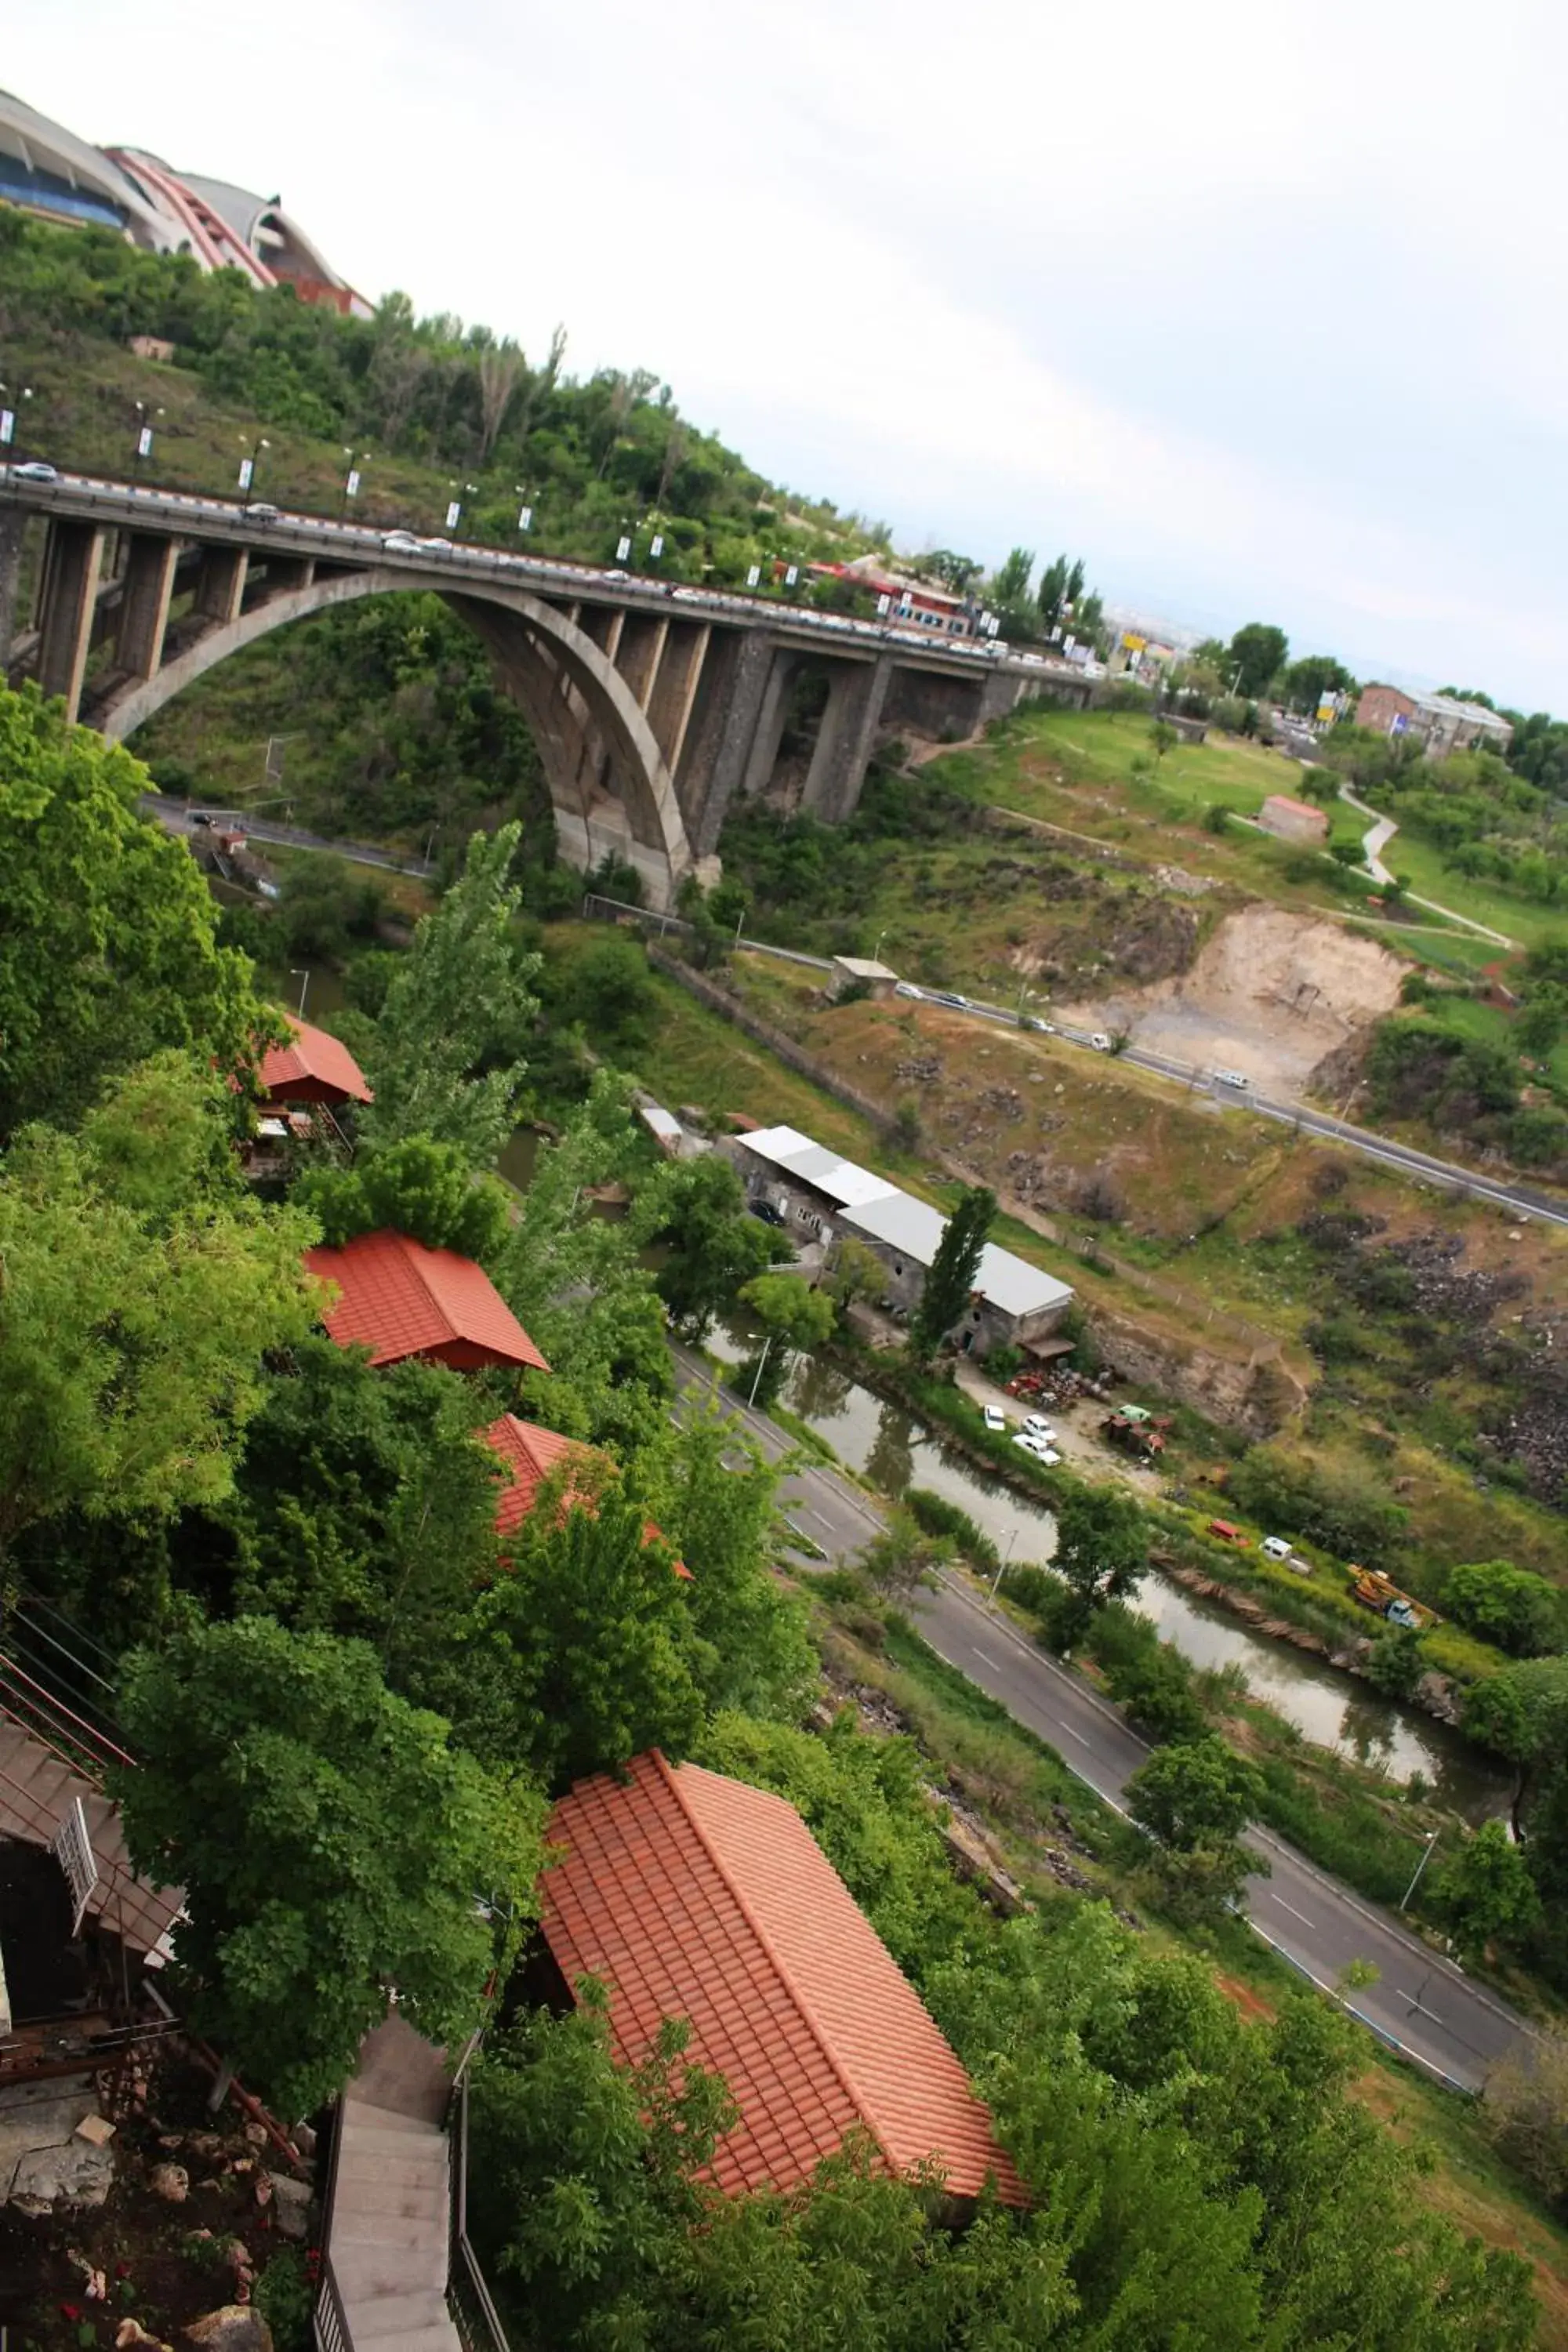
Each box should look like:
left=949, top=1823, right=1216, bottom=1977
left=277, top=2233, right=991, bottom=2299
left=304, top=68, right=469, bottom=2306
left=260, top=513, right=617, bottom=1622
left=0, top=476, right=1090, bottom=908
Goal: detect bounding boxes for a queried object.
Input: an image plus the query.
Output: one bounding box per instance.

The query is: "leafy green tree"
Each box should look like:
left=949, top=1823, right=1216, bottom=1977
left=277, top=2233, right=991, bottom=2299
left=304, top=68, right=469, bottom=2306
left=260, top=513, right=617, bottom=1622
left=640, top=1154, right=774, bottom=1338
left=858, top=1505, right=949, bottom=1602
left=1050, top=1484, right=1148, bottom=1636
left=1515, top=984, right=1568, bottom=1059
left=1127, top=1734, right=1264, bottom=1918
left=1281, top=654, right=1356, bottom=715
left=1149, top=718, right=1178, bottom=764
left=1484, top=2024, right=1568, bottom=2213
left=0, top=1120, right=318, bottom=1555
left=738, top=1270, right=836, bottom=1355
left=492, top=1072, right=673, bottom=1451
left=361, top=822, right=539, bottom=1163
left=1363, top=1623, right=1425, bottom=1698
left=548, top=931, right=660, bottom=1044
left=1036, top=554, right=1087, bottom=634
left=296, top=1134, right=513, bottom=1259
left=636, top=1403, right=815, bottom=1721
left=1444, top=1559, right=1563, bottom=1657
left=1227, top=622, right=1289, bottom=698
left=455, top=1484, right=704, bottom=1791
left=115, top=1617, right=542, bottom=2114
left=909, top=1184, right=995, bottom=1359
left=275, top=855, right=383, bottom=963
left=0, top=683, right=267, bottom=1131
left=990, top=546, right=1035, bottom=609
left=1435, top=1820, right=1541, bottom=1963
left=822, top=1236, right=885, bottom=1323
left=223, top=1337, right=501, bottom=1667
left=80, top=1048, right=248, bottom=1223
left=1126, top=1733, right=1261, bottom=1850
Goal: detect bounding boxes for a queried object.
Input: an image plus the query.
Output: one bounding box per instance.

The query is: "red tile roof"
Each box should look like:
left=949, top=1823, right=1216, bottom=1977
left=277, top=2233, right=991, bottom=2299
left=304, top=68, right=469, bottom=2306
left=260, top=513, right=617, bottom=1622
left=481, top=1416, right=691, bottom=1575
left=542, top=1751, right=1024, bottom=2202
left=1261, top=793, right=1328, bottom=824
left=306, top=1231, right=550, bottom=1373
left=260, top=1015, right=373, bottom=1105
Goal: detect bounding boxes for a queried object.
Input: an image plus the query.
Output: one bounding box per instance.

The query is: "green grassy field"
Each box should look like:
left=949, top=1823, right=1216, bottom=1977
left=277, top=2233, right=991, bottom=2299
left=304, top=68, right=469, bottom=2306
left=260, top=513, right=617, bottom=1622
left=1366, top=824, right=1566, bottom=952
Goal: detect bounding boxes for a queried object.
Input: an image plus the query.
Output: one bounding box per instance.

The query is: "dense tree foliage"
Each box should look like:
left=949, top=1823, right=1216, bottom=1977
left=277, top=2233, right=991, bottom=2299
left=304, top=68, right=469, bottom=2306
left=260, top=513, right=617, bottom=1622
left=1227, top=622, right=1290, bottom=697
left=0, top=686, right=267, bottom=1133
left=116, top=1617, right=543, bottom=2114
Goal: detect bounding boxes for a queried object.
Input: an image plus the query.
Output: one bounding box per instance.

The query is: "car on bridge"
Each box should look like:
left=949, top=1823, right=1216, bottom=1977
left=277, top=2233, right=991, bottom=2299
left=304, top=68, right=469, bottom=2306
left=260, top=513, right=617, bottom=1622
left=381, top=529, right=420, bottom=552
left=9, top=460, right=60, bottom=482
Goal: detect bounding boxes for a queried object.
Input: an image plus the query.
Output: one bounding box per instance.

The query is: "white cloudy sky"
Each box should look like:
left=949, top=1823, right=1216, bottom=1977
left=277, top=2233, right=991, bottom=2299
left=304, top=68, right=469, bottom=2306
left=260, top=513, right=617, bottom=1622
left=16, top=0, right=1566, bottom=708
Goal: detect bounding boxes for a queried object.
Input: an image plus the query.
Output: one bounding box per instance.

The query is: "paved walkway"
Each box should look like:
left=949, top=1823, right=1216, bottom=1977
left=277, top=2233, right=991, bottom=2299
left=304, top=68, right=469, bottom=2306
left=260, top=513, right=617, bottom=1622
left=1337, top=783, right=1515, bottom=948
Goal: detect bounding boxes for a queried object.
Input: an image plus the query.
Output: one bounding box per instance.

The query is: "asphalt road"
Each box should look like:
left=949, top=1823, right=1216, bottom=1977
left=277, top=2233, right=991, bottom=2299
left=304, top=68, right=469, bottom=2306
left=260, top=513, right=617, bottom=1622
left=140, top=793, right=434, bottom=878
left=675, top=1346, right=1531, bottom=2092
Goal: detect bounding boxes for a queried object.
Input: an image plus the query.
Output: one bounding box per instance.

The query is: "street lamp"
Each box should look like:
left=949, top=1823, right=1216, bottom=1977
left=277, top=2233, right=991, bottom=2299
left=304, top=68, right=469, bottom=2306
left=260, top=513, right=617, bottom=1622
left=1399, top=1828, right=1440, bottom=1912
left=0, top=383, right=34, bottom=469
left=132, top=401, right=164, bottom=486
left=238, top=434, right=270, bottom=501
left=289, top=967, right=310, bottom=1018
left=445, top=481, right=477, bottom=534
left=514, top=484, right=537, bottom=535
left=340, top=447, right=369, bottom=517
left=989, top=1527, right=1019, bottom=1601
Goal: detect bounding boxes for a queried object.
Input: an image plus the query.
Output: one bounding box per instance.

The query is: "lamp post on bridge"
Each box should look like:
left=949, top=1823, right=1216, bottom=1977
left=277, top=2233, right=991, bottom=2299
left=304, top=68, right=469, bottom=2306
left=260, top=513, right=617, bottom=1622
left=0, top=383, right=34, bottom=471
left=444, top=481, right=478, bottom=535
left=340, top=446, right=370, bottom=517
left=132, top=401, right=163, bottom=487
left=515, top=484, right=539, bottom=538
left=238, top=433, right=270, bottom=503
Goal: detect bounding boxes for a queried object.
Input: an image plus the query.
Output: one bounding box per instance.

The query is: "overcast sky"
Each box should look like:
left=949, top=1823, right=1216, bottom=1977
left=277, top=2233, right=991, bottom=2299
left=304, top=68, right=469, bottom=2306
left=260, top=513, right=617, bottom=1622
left=16, top=0, right=1566, bottom=709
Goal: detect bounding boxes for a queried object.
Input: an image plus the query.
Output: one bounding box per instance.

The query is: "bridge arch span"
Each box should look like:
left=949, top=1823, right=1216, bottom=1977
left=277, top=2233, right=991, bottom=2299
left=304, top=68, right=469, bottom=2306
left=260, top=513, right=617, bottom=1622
left=100, top=566, right=696, bottom=907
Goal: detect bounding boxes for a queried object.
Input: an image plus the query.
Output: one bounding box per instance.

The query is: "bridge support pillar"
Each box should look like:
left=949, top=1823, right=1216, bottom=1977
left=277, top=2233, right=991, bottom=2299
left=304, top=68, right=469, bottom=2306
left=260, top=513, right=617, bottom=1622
left=116, top=532, right=180, bottom=680
left=741, top=645, right=802, bottom=800
left=676, top=630, right=776, bottom=857
left=647, top=622, right=709, bottom=783
left=194, top=545, right=249, bottom=625
left=36, top=520, right=105, bottom=720
left=801, top=655, right=891, bottom=822
left=0, top=503, right=27, bottom=670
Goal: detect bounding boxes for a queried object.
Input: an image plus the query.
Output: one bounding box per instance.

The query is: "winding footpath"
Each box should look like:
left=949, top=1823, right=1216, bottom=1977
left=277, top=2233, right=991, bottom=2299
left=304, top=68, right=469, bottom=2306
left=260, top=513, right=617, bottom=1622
left=673, top=1345, right=1533, bottom=2096
left=1336, top=781, right=1516, bottom=947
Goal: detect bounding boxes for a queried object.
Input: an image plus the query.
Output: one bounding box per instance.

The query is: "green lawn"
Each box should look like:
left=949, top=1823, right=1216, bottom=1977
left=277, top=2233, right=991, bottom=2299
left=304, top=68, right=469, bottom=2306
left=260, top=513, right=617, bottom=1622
left=1364, top=823, right=1567, bottom=953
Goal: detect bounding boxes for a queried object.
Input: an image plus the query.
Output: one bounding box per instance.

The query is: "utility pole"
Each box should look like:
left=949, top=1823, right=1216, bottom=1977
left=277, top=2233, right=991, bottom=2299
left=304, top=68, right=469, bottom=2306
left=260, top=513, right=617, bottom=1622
left=1399, top=1828, right=1439, bottom=1912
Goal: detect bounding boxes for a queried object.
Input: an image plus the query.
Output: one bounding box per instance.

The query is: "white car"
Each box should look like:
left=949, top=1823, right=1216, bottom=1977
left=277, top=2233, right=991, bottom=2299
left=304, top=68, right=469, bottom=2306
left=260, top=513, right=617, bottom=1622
left=1014, top=1432, right=1062, bottom=1465
left=418, top=535, right=454, bottom=553
left=894, top=982, right=924, bottom=1000
left=982, top=1405, right=1007, bottom=1432
left=1021, top=1413, right=1056, bottom=1440
left=1261, top=1535, right=1293, bottom=1562
left=9, top=459, right=60, bottom=482
left=1216, top=1069, right=1250, bottom=1089
left=381, top=529, right=420, bottom=552
left=1091, top=1032, right=1112, bottom=1052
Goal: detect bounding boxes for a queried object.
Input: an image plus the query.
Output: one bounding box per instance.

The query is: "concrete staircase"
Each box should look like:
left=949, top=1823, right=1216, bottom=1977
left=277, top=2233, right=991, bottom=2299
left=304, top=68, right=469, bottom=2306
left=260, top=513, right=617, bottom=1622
left=324, top=2014, right=460, bottom=2352
left=0, top=1715, right=183, bottom=1958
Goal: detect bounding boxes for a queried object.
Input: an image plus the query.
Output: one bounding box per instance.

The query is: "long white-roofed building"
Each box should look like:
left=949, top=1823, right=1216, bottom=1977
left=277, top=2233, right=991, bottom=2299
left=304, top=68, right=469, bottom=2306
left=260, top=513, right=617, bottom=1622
left=726, top=1124, right=1073, bottom=1356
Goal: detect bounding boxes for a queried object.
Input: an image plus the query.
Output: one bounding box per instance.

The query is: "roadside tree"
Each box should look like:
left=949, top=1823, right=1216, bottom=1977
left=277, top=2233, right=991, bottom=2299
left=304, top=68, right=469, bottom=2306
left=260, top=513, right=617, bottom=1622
left=1227, top=623, right=1289, bottom=699
left=1436, top=1820, right=1541, bottom=1964
left=1050, top=1485, right=1148, bottom=1639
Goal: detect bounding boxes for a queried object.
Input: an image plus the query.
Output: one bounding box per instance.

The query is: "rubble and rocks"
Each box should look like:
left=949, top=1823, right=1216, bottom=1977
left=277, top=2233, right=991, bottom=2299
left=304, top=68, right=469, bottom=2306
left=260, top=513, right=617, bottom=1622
left=149, top=2162, right=190, bottom=2202
left=895, top=1054, right=943, bottom=1085
left=266, top=2172, right=314, bottom=2244
left=9, top=2140, right=115, bottom=2214
left=185, top=2307, right=274, bottom=2352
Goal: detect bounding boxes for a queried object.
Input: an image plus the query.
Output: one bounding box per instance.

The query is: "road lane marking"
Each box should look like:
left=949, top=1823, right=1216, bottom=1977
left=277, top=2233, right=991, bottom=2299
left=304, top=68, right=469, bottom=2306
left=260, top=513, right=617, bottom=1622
left=971, top=1646, right=1000, bottom=1670
left=1269, top=1896, right=1316, bottom=1929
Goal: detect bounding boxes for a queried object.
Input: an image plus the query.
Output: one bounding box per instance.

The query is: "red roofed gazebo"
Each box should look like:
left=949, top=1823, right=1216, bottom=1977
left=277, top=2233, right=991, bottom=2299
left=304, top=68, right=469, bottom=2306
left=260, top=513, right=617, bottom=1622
left=260, top=1016, right=373, bottom=1109
left=540, top=1751, right=1024, bottom=2202
left=306, top=1231, right=550, bottom=1374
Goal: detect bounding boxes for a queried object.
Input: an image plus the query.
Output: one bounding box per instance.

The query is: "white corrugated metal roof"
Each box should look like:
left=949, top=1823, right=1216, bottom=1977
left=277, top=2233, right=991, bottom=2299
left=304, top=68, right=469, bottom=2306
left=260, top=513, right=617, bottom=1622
left=742, top=1131, right=898, bottom=1210
left=842, top=1193, right=1074, bottom=1318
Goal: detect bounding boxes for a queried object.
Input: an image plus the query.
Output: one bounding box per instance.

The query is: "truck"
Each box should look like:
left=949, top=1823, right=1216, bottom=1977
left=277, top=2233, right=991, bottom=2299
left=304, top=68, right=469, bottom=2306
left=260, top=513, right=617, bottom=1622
left=1349, top=1569, right=1436, bottom=1630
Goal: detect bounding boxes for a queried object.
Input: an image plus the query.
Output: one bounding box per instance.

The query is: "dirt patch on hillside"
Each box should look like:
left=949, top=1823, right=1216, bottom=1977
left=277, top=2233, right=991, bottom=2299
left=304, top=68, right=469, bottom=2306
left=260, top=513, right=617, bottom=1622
left=1058, top=906, right=1407, bottom=1094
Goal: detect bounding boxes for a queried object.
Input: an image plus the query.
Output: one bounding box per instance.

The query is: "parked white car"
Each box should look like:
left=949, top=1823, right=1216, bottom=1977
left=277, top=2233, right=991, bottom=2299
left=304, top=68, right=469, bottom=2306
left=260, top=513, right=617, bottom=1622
left=1091, top=1032, right=1112, bottom=1052
left=982, top=1405, right=1007, bottom=1432
left=1261, top=1535, right=1292, bottom=1561
left=1021, top=1413, right=1056, bottom=1440
left=1013, top=1432, right=1062, bottom=1465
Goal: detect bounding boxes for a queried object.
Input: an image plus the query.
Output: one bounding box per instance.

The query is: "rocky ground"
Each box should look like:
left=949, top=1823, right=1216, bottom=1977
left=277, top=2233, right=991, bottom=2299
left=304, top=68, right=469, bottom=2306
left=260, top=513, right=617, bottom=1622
left=0, top=2052, right=316, bottom=2352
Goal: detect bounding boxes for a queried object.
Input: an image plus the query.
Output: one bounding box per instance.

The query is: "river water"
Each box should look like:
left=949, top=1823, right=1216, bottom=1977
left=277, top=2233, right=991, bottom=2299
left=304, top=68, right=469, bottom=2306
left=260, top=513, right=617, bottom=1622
left=705, top=1320, right=1507, bottom=1823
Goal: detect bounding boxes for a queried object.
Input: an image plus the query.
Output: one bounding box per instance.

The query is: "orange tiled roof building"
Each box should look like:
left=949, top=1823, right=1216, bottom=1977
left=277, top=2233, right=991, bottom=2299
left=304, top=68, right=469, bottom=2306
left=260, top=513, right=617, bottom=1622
left=306, top=1230, right=550, bottom=1374
left=540, top=1750, right=1025, bottom=2203
left=260, top=1015, right=373, bottom=1109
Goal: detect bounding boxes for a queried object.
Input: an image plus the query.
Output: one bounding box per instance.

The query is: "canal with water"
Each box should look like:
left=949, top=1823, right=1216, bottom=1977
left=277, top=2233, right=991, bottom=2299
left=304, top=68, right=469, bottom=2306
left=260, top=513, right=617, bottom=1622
left=705, top=1319, right=1508, bottom=1824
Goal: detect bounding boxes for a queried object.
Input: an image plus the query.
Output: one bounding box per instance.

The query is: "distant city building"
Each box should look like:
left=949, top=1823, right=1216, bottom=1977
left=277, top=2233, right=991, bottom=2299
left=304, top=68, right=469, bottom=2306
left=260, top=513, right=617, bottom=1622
left=811, top=557, right=979, bottom=637
left=1257, top=793, right=1329, bottom=845
left=1355, top=684, right=1513, bottom=759
left=0, top=89, right=367, bottom=316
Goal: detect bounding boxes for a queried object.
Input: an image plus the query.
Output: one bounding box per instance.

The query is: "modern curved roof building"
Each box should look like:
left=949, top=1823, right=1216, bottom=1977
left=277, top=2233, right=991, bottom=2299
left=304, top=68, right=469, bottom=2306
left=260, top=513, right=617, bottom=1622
left=0, top=89, right=367, bottom=316
left=0, top=88, right=176, bottom=249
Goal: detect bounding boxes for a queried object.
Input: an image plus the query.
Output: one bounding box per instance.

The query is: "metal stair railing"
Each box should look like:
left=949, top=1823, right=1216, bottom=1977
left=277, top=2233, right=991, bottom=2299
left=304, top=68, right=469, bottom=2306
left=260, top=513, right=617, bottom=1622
left=447, top=2070, right=512, bottom=2352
